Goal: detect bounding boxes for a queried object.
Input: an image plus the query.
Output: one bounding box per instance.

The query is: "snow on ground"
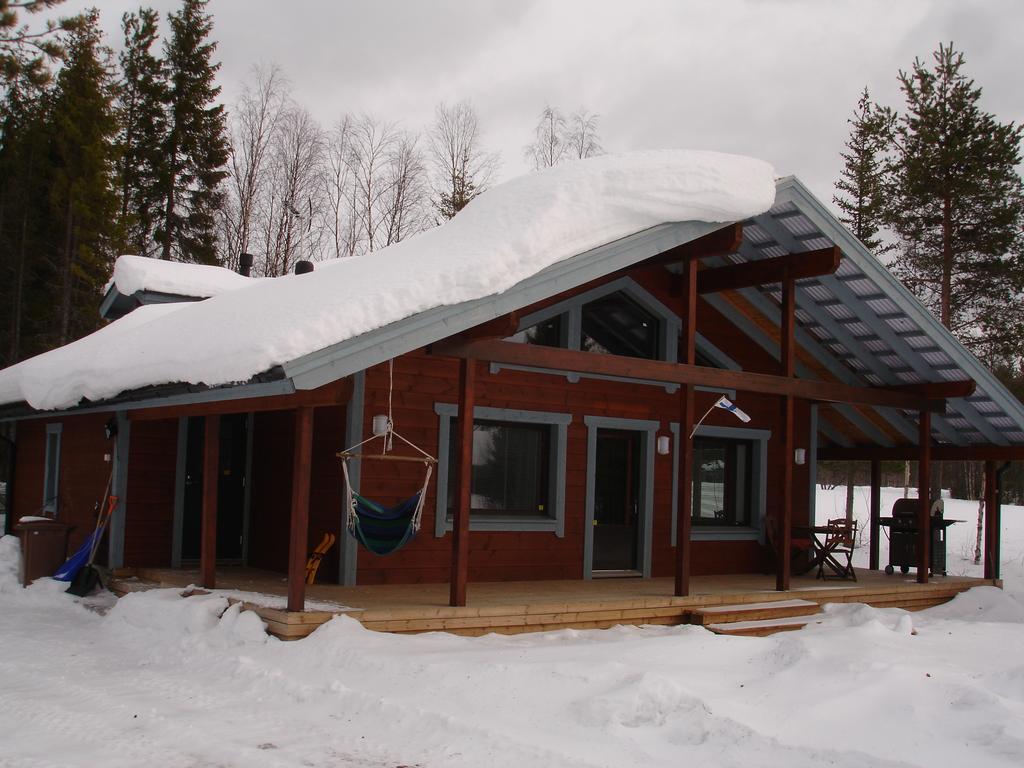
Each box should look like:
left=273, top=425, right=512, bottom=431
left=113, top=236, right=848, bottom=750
left=1, top=488, right=1023, bottom=768
left=0, top=150, right=775, bottom=411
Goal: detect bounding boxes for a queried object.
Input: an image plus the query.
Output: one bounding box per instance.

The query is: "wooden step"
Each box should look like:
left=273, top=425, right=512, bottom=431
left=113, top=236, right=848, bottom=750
left=689, top=598, right=821, bottom=626
left=707, top=615, right=822, bottom=637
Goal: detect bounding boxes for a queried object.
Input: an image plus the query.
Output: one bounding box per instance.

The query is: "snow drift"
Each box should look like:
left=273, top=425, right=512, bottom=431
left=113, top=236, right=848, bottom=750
left=0, top=150, right=776, bottom=411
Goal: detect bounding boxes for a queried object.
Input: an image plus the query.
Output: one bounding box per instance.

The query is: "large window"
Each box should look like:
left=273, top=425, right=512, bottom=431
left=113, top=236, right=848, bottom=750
left=691, top=436, right=754, bottom=527
left=434, top=404, right=570, bottom=536
left=447, top=419, right=550, bottom=516
left=581, top=290, right=660, bottom=359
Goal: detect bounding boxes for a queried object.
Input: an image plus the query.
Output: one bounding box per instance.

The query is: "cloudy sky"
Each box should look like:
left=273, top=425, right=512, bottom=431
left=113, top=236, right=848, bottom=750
left=57, top=0, right=1024, bottom=206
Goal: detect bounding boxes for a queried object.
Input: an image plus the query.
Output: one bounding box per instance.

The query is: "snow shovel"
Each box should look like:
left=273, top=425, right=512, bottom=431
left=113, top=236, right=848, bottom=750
left=66, top=489, right=118, bottom=597
left=55, top=469, right=113, bottom=583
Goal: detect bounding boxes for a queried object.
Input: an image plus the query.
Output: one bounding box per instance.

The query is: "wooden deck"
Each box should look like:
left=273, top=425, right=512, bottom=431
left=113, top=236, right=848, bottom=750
left=110, top=566, right=1000, bottom=640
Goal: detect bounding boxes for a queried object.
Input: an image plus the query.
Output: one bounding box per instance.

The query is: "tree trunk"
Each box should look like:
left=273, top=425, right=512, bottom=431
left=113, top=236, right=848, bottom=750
left=9, top=208, right=29, bottom=364
left=59, top=193, right=75, bottom=345
left=974, top=472, right=985, bottom=565
left=903, top=460, right=910, bottom=498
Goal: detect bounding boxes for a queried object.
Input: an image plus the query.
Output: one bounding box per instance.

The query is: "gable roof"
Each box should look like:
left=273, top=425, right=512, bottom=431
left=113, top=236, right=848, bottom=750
left=0, top=150, right=775, bottom=412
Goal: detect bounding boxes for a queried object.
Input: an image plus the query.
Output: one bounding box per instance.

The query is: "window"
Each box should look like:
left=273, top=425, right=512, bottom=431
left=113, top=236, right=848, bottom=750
left=434, top=404, right=570, bottom=536
left=581, top=290, right=660, bottom=360
left=43, top=423, right=62, bottom=515
left=447, top=420, right=550, bottom=516
left=692, top=436, right=754, bottom=527
left=506, top=315, right=564, bottom=347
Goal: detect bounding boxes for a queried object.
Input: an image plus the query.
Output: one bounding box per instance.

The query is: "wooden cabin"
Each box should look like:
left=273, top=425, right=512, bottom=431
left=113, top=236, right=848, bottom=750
left=1, top=165, right=1020, bottom=636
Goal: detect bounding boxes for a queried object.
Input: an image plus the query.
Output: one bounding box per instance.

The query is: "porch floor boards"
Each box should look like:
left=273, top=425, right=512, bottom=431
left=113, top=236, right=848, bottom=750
left=112, top=567, right=999, bottom=640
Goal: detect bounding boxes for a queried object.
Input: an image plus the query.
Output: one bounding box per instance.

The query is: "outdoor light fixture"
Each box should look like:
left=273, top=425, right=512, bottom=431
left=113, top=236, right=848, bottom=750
left=371, top=414, right=390, bottom=436
left=657, top=435, right=671, bottom=455
left=794, top=448, right=807, bottom=466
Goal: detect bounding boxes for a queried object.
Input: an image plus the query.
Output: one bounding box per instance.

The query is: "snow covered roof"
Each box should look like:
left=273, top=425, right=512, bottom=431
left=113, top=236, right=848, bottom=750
left=99, top=255, right=256, bottom=320
left=0, top=150, right=776, bottom=411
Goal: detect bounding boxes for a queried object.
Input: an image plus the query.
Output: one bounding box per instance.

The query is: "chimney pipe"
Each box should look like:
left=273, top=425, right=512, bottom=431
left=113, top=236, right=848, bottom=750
left=238, top=252, right=254, bottom=277
left=294, top=260, right=314, bottom=275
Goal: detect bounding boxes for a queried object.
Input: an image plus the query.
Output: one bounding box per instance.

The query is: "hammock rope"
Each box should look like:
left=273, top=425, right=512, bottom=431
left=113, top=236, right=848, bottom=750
left=338, top=359, right=437, bottom=556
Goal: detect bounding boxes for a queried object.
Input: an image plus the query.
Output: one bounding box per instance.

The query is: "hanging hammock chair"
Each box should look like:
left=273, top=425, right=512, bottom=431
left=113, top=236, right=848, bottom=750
left=337, top=360, right=437, bottom=556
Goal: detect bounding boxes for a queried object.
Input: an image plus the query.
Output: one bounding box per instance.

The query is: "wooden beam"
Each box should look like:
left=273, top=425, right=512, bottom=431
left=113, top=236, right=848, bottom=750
left=287, top=406, right=314, bottom=612
left=917, top=410, right=931, bottom=584
left=128, top=378, right=351, bottom=421
left=200, top=416, right=219, bottom=589
left=984, top=460, right=997, bottom=580
left=869, top=459, right=881, bottom=571
left=884, top=379, right=976, bottom=399
left=697, top=247, right=841, bottom=295
left=644, top=223, right=743, bottom=266
left=777, top=276, right=795, bottom=592
left=450, top=359, right=475, bottom=607
left=820, top=445, right=1024, bottom=462
left=430, top=338, right=947, bottom=413
left=676, top=258, right=697, bottom=597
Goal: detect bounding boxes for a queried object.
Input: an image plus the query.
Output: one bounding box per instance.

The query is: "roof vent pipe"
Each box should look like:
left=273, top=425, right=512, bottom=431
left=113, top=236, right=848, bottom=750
left=238, top=252, right=254, bottom=277
left=294, top=260, right=314, bottom=275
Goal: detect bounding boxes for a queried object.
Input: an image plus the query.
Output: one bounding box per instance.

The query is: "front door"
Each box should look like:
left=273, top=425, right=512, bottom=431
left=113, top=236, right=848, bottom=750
left=592, top=428, right=642, bottom=572
left=181, top=414, right=249, bottom=562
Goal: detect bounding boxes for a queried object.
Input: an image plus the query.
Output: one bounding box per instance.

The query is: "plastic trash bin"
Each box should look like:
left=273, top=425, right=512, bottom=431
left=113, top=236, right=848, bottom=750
left=14, top=516, right=71, bottom=586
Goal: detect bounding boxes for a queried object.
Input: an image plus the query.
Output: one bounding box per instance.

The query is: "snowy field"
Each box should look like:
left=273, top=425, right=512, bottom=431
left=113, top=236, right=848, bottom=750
left=1, top=487, right=1023, bottom=768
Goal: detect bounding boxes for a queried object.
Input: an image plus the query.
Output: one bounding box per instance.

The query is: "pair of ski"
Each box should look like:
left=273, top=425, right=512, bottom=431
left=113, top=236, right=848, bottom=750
left=305, top=532, right=336, bottom=585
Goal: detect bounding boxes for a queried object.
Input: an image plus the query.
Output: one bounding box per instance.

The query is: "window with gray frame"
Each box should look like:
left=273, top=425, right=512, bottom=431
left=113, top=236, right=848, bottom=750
left=434, top=404, right=570, bottom=536
left=692, top=436, right=755, bottom=527
left=43, top=423, right=62, bottom=515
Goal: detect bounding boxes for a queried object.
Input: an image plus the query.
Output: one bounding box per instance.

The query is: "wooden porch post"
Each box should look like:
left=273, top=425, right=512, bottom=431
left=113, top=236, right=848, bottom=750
left=917, top=409, right=931, bottom=584
left=450, top=358, right=475, bottom=607
left=777, top=275, right=795, bottom=591
left=675, top=257, right=697, bottom=597
left=200, top=415, right=219, bottom=589
left=869, top=458, right=881, bottom=570
left=287, top=406, right=314, bottom=613
left=983, top=460, right=997, bottom=580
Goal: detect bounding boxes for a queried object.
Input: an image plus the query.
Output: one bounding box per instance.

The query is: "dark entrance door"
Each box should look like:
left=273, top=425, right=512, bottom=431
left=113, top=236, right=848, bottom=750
left=181, top=414, right=248, bottom=562
left=592, top=428, right=642, bottom=572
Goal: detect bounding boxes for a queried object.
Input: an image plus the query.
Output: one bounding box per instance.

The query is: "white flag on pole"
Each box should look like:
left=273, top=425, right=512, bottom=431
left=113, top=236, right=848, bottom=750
left=714, top=396, right=751, bottom=423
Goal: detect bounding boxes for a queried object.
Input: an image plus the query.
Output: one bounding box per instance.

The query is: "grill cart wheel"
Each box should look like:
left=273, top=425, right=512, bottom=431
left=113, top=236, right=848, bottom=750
left=885, top=565, right=894, bottom=575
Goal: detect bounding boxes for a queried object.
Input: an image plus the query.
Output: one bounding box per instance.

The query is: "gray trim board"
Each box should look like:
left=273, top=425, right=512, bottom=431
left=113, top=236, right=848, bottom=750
left=107, top=412, right=130, bottom=568
left=1, top=377, right=296, bottom=423
left=583, top=415, right=659, bottom=578
left=433, top=403, right=571, bottom=537
left=42, top=423, right=63, bottom=516
left=340, top=370, right=364, bottom=585
left=284, top=221, right=723, bottom=390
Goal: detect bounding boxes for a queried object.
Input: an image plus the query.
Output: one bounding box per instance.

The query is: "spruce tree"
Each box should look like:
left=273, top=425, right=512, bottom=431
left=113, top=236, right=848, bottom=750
left=833, top=87, right=895, bottom=255
left=156, top=0, right=228, bottom=264
left=47, top=8, right=117, bottom=344
left=888, top=43, right=1024, bottom=362
left=115, top=7, right=165, bottom=257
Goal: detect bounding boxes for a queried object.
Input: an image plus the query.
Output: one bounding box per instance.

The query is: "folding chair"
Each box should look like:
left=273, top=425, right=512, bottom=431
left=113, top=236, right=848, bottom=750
left=817, top=518, right=857, bottom=581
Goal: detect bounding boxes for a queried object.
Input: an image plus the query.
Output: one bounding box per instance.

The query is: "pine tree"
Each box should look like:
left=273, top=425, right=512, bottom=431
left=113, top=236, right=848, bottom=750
left=0, top=0, right=69, bottom=90
left=833, top=87, right=895, bottom=254
left=888, top=43, right=1024, bottom=362
left=0, top=71, right=52, bottom=363
left=115, top=7, right=166, bottom=257
left=156, top=0, right=228, bottom=264
left=46, top=8, right=117, bottom=344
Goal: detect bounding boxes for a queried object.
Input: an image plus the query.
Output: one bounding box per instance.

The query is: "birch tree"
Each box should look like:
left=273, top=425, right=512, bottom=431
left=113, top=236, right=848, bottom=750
left=428, top=100, right=497, bottom=219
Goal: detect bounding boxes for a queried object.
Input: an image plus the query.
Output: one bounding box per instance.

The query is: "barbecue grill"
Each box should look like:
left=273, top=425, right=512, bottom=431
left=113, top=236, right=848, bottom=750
left=882, top=498, right=954, bottom=576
